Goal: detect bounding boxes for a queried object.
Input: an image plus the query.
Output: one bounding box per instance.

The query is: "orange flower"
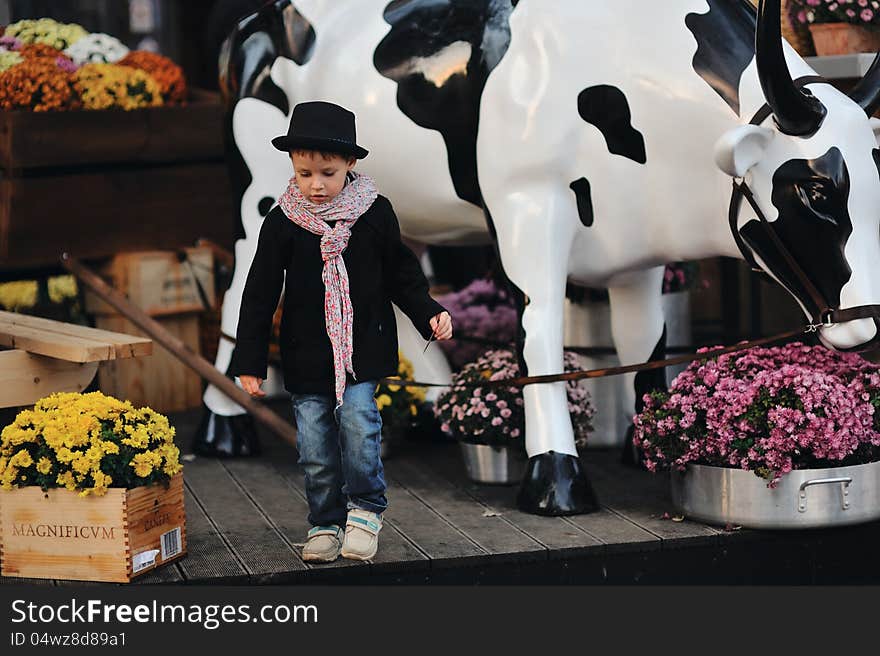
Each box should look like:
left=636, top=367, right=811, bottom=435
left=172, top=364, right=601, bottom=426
left=0, top=58, right=78, bottom=111
left=18, top=43, right=62, bottom=60
left=119, top=51, right=187, bottom=104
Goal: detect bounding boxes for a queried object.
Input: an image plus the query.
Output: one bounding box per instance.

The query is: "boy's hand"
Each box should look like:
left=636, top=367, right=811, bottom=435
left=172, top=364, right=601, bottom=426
left=239, top=375, right=266, bottom=398
left=429, top=311, right=453, bottom=340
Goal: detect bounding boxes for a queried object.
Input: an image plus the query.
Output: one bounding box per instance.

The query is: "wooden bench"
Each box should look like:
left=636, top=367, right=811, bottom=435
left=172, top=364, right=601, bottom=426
left=0, top=310, right=152, bottom=408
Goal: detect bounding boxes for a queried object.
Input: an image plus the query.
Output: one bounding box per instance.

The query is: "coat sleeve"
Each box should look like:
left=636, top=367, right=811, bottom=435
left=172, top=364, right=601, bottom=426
left=380, top=197, right=446, bottom=340
left=228, top=210, right=286, bottom=379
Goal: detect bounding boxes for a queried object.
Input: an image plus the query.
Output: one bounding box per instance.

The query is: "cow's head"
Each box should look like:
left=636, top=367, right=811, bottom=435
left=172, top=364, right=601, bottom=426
left=714, top=0, right=880, bottom=352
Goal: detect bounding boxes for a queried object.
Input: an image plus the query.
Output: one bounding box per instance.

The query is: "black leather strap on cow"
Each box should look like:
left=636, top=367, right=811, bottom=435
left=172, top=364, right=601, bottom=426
left=727, top=74, right=880, bottom=331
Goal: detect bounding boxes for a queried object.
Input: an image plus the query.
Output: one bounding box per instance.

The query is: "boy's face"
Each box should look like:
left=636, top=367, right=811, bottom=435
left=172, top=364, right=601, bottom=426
left=290, top=151, right=356, bottom=204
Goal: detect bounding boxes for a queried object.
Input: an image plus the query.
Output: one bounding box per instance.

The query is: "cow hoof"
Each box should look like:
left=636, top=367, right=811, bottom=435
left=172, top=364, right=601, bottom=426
left=191, top=405, right=262, bottom=457
left=516, top=451, right=599, bottom=516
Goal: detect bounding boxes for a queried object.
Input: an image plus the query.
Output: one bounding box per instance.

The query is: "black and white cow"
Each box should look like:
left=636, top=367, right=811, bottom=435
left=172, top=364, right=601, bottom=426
left=195, top=0, right=880, bottom=516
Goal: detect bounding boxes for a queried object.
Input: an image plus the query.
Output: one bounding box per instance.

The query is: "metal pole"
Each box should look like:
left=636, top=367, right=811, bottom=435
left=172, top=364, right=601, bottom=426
left=61, top=252, right=298, bottom=448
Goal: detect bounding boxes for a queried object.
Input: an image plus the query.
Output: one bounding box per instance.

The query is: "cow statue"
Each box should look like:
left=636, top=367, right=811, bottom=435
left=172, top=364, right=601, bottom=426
left=193, top=0, right=880, bottom=516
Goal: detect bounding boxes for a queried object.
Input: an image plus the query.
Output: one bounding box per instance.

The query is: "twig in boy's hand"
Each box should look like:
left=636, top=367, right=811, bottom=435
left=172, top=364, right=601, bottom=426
left=423, top=328, right=437, bottom=353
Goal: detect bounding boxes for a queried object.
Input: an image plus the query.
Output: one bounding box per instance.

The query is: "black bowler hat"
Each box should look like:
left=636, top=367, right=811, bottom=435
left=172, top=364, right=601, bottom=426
left=271, top=101, right=369, bottom=159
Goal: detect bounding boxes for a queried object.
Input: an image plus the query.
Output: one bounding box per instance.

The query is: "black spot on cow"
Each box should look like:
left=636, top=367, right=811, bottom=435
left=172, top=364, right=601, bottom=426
left=685, top=0, right=756, bottom=115
left=569, top=178, right=594, bottom=226
left=740, top=147, right=853, bottom=320
left=221, top=0, right=315, bottom=110
left=577, top=86, right=646, bottom=164
left=374, top=0, right=517, bottom=207
left=220, top=0, right=315, bottom=241
left=258, top=197, right=275, bottom=217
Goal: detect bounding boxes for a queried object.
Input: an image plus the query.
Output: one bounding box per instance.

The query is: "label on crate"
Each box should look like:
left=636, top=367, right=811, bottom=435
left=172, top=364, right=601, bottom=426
left=132, top=549, right=160, bottom=573
left=161, top=527, right=182, bottom=560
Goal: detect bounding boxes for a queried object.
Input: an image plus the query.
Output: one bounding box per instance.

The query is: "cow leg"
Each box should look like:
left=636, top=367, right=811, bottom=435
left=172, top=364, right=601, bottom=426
left=192, top=236, right=284, bottom=458
left=606, top=267, right=667, bottom=467
left=487, top=190, right=599, bottom=516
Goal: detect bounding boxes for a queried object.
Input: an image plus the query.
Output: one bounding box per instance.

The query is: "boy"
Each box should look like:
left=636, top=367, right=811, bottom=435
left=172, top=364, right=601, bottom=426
left=229, top=101, right=452, bottom=562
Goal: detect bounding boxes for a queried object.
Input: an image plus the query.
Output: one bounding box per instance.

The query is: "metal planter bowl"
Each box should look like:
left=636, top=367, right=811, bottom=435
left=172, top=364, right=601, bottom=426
left=671, top=461, right=880, bottom=529
left=459, top=443, right=527, bottom=485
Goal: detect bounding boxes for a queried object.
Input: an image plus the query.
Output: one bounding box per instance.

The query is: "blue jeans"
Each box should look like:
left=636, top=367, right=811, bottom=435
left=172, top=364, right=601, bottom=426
left=292, top=380, right=387, bottom=527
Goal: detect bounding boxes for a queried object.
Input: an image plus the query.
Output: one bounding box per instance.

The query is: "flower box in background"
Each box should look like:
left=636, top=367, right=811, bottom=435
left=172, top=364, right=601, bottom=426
left=0, top=472, right=186, bottom=583
left=0, top=88, right=222, bottom=170
left=809, top=22, right=880, bottom=56
left=0, top=88, right=234, bottom=272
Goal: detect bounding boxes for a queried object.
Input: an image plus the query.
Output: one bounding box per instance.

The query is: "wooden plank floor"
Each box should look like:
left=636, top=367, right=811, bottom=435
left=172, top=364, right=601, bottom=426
left=5, top=399, right=880, bottom=585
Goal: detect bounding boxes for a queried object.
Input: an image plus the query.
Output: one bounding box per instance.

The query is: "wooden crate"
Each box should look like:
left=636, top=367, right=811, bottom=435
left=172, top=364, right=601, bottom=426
left=95, top=314, right=203, bottom=414
left=0, top=89, right=223, bottom=171
left=0, top=88, right=235, bottom=272
left=0, top=164, right=234, bottom=270
left=84, top=247, right=216, bottom=317
left=0, top=473, right=186, bottom=583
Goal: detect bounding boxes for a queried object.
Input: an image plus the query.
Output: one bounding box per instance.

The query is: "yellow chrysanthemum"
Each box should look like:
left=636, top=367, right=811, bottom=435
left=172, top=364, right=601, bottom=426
left=2, top=391, right=181, bottom=495
left=47, top=274, right=78, bottom=302
left=9, top=449, right=33, bottom=469
left=73, top=63, right=163, bottom=111
left=0, top=280, right=37, bottom=310
left=55, top=471, right=76, bottom=491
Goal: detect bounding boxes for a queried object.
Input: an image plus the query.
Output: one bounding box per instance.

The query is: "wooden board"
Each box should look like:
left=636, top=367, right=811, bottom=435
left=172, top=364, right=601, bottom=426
left=95, top=314, right=202, bottom=414
left=174, top=486, right=248, bottom=583
left=182, top=457, right=307, bottom=580
left=0, top=164, right=235, bottom=271
left=0, top=310, right=152, bottom=362
left=0, top=89, right=224, bottom=171
left=0, top=474, right=185, bottom=583
left=0, top=350, right=98, bottom=408
left=584, top=452, right=722, bottom=545
left=423, top=443, right=605, bottom=556
left=384, top=459, right=547, bottom=562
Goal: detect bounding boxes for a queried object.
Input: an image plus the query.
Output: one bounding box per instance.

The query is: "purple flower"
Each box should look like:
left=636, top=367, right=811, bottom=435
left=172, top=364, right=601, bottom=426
left=633, top=342, right=880, bottom=481
left=433, top=348, right=594, bottom=448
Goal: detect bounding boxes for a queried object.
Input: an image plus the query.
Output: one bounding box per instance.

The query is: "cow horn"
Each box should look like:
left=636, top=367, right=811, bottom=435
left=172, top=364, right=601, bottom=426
left=756, top=0, right=826, bottom=136
left=847, top=53, right=880, bottom=117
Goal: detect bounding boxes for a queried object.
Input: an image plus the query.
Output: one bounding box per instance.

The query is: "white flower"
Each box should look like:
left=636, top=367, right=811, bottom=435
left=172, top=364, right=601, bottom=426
left=63, top=33, right=129, bottom=66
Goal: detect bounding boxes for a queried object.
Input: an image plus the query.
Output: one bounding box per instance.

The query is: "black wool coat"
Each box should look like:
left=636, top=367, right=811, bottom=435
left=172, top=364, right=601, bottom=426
left=228, top=195, right=446, bottom=394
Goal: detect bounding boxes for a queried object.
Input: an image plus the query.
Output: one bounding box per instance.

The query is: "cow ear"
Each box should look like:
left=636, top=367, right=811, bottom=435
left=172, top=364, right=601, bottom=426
left=713, top=125, right=775, bottom=177
left=870, top=117, right=880, bottom=143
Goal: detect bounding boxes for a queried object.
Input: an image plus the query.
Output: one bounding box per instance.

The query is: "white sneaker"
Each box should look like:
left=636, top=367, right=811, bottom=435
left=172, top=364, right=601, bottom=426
left=301, top=525, right=344, bottom=562
left=341, top=509, right=382, bottom=561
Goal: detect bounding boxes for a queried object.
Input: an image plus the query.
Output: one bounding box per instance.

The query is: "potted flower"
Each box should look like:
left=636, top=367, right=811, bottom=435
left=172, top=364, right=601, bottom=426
left=434, top=348, right=594, bottom=484
left=0, top=391, right=186, bottom=582
left=633, top=342, right=880, bottom=528
left=375, top=352, right=427, bottom=458
left=789, top=0, right=880, bottom=56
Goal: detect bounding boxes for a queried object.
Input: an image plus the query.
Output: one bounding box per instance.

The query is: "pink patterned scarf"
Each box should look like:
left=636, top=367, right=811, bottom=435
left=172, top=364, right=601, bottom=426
left=279, top=172, right=379, bottom=408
